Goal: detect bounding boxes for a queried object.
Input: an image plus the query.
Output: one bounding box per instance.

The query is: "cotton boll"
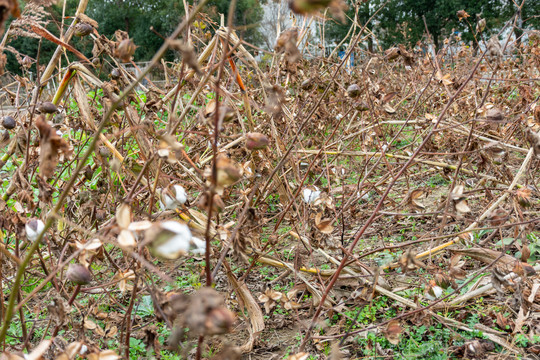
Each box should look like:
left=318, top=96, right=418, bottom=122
left=152, top=235, right=191, bottom=259
left=159, top=190, right=177, bottom=210
left=25, top=219, right=45, bottom=242
left=147, top=221, right=193, bottom=260
left=172, top=185, right=187, bottom=205
left=302, top=187, right=321, bottom=204
left=79, top=345, right=88, bottom=355
left=159, top=185, right=188, bottom=210
left=161, top=221, right=192, bottom=239
left=190, top=236, right=206, bottom=255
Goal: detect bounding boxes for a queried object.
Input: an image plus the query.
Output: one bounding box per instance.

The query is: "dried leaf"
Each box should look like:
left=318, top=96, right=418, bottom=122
left=315, top=212, right=334, bottom=234
left=383, top=320, right=403, bottom=345
left=457, top=10, right=470, bottom=21
left=275, top=28, right=301, bottom=63
left=35, top=115, right=72, bottom=178
left=227, top=271, right=264, bottom=353
left=287, top=353, right=309, bottom=360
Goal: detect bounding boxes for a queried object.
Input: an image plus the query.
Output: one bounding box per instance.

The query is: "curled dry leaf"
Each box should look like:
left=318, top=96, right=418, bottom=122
left=448, top=254, right=467, bottom=280
left=86, top=350, right=120, bottom=360
left=435, top=72, right=453, bottom=86
left=405, top=189, right=425, bottom=210
left=287, top=352, right=310, bottom=360
left=275, top=28, right=301, bottom=63
left=515, top=187, right=532, bottom=208
left=170, top=40, right=200, bottom=74
left=35, top=115, right=72, bottom=178
left=226, top=271, right=264, bottom=353
left=382, top=103, right=396, bottom=114
left=383, top=320, right=403, bottom=345
left=315, top=212, right=334, bottom=234
left=457, top=9, right=470, bottom=21
left=113, top=270, right=135, bottom=292
left=55, top=341, right=84, bottom=360
left=258, top=288, right=282, bottom=314
left=451, top=184, right=471, bottom=215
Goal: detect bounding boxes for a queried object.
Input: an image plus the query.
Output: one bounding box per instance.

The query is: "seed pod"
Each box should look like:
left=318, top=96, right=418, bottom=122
left=354, top=101, right=370, bottom=112
left=110, top=68, right=120, bottom=79
left=205, top=307, right=235, bottom=335
left=246, top=132, right=270, bottom=151
left=215, top=155, right=242, bottom=187
left=301, top=79, right=313, bottom=90
left=289, top=0, right=333, bottom=15
left=21, top=56, right=32, bottom=69
left=84, top=166, right=94, bottom=180
left=38, top=102, right=58, bottom=114
left=486, top=107, right=504, bottom=122
left=115, top=39, right=137, bottom=63
left=2, top=116, right=16, bottom=129
left=99, top=146, right=111, bottom=158
left=74, top=23, right=93, bottom=37
left=67, top=263, right=92, bottom=285
left=347, top=84, right=361, bottom=98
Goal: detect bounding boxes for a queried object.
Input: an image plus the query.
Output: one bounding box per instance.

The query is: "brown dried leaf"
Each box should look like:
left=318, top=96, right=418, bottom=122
left=287, top=353, right=309, bottom=360
left=405, top=189, right=425, bottom=210
left=383, top=320, right=403, bottom=345
left=275, top=28, right=301, bottom=63
left=315, top=212, right=334, bottom=234
left=455, top=199, right=471, bottom=214
left=457, top=10, right=470, bottom=21
left=227, top=271, right=265, bottom=353
left=35, top=115, right=72, bottom=178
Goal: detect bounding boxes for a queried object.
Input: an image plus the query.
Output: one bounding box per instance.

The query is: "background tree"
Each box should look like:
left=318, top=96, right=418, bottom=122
left=206, top=0, right=265, bottom=45
left=324, top=0, right=537, bottom=51
left=260, top=0, right=292, bottom=49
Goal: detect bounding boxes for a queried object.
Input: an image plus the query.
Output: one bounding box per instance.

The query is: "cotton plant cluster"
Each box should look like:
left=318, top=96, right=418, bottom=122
left=114, top=185, right=205, bottom=259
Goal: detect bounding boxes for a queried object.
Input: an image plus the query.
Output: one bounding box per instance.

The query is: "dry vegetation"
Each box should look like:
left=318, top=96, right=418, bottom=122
left=0, top=0, right=540, bottom=359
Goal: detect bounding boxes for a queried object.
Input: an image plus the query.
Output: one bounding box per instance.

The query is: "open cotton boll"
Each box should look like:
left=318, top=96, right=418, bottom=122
left=25, top=219, right=45, bottom=242
left=190, top=236, right=206, bottom=255
left=147, top=221, right=193, bottom=260
left=302, top=187, right=321, bottom=204
left=152, top=235, right=191, bottom=259
left=159, top=185, right=188, bottom=210
left=159, top=190, right=177, bottom=210
left=172, top=185, right=187, bottom=205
